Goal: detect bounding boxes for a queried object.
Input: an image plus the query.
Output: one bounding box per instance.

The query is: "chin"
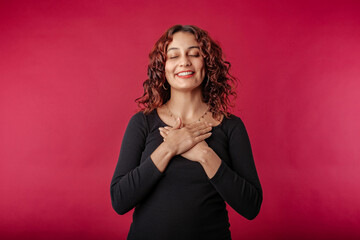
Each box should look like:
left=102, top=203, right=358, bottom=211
left=172, top=84, right=202, bottom=91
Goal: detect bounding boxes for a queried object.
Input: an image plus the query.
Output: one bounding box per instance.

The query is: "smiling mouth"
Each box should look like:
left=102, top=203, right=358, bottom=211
left=176, top=71, right=195, bottom=78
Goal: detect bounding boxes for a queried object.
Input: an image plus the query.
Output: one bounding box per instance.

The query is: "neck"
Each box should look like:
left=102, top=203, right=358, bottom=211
left=166, top=87, right=208, bottom=122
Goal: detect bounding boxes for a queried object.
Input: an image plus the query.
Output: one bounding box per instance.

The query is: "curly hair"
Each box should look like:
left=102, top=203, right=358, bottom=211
left=135, top=24, right=238, bottom=120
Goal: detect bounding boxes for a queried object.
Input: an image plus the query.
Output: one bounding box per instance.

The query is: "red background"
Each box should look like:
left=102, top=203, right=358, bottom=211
left=1, top=0, right=359, bottom=239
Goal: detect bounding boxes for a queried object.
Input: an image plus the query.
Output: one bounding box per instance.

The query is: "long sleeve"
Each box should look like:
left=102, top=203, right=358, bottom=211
left=110, top=112, right=163, bottom=215
left=209, top=117, right=263, bottom=220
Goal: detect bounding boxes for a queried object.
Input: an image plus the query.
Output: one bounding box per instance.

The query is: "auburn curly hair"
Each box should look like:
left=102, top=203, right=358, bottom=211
left=135, top=24, right=238, bottom=120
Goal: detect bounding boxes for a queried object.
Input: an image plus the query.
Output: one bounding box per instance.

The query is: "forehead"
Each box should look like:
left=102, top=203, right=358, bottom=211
left=167, top=32, right=199, bottom=49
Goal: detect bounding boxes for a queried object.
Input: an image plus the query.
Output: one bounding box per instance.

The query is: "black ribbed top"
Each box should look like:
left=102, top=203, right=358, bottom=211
left=110, top=109, right=262, bottom=240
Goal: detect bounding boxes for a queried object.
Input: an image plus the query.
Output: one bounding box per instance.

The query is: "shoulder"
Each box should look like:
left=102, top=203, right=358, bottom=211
left=127, top=109, right=160, bottom=131
left=222, top=113, right=249, bottom=138
left=126, top=110, right=149, bottom=133
left=223, top=113, right=246, bottom=128
left=128, top=110, right=146, bottom=124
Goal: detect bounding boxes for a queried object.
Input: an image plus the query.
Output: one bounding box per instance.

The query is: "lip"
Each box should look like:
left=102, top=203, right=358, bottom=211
left=176, top=73, right=195, bottom=79
left=176, top=70, right=195, bottom=78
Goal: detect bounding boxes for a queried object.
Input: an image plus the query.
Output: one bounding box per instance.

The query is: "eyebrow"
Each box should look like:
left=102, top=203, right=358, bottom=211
left=167, top=46, right=200, bottom=53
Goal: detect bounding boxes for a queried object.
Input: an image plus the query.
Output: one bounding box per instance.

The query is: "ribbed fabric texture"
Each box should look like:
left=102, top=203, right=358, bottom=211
left=110, top=110, right=262, bottom=240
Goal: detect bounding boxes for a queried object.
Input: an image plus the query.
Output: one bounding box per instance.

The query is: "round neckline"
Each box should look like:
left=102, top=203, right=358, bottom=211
left=154, top=108, right=225, bottom=129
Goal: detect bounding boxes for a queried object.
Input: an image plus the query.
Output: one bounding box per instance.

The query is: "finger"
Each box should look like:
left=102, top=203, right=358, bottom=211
left=195, top=126, right=212, bottom=136
left=191, top=124, right=211, bottom=131
left=164, top=126, right=172, bottom=130
left=160, top=131, right=168, bottom=138
left=192, top=126, right=212, bottom=138
left=192, top=130, right=200, bottom=137
left=160, top=128, right=170, bottom=134
left=194, top=132, right=212, bottom=143
left=159, top=127, right=170, bottom=133
left=159, top=131, right=167, bottom=138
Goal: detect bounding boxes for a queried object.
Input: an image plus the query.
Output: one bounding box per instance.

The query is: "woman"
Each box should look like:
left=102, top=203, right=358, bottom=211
left=110, top=25, right=262, bottom=240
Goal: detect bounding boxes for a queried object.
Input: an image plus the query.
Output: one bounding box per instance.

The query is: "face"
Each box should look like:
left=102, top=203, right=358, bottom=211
left=165, top=31, right=205, bottom=91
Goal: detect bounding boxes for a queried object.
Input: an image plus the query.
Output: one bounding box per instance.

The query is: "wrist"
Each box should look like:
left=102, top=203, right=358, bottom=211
left=161, top=141, right=177, bottom=157
left=198, top=146, right=212, bottom=165
left=198, top=147, right=222, bottom=179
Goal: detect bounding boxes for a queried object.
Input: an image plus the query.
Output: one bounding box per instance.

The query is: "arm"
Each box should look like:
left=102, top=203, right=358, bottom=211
left=110, top=112, right=174, bottom=215
left=110, top=113, right=209, bottom=215
left=203, top=118, right=263, bottom=220
left=159, top=118, right=262, bottom=219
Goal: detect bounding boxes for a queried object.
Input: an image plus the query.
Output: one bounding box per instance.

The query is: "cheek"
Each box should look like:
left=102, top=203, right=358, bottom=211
left=164, top=63, right=170, bottom=79
left=199, top=62, right=206, bottom=80
left=196, top=58, right=205, bottom=70
left=195, top=60, right=205, bottom=74
left=165, top=62, right=174, bottom=76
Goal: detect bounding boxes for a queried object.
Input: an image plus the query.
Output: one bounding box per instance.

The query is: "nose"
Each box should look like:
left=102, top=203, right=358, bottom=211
left=179, top=55, right=191, bottom=67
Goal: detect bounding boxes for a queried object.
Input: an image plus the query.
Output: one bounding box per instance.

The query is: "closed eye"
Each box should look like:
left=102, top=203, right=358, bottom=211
left=168, top=54, right=199, bottom=59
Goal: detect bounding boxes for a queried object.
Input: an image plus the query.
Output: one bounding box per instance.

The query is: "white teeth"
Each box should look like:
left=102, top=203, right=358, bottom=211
left=177, top=71, right=194, bottom=76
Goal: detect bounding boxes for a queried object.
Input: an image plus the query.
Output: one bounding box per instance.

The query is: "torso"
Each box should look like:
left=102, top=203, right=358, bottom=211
left=126, top=110, right=233, bottom=240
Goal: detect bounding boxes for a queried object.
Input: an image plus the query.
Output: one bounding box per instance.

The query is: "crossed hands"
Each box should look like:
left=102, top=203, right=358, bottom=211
left=158, top=117, right=213, bottom=162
